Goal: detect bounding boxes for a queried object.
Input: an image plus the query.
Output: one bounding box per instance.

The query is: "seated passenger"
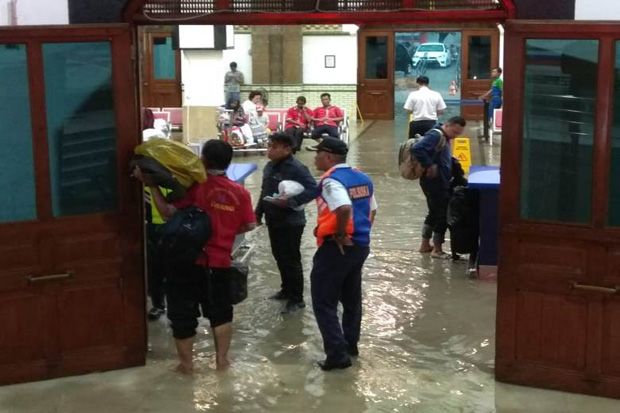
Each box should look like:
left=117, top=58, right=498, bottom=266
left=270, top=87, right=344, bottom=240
left=311, top=92, right=344, bottom=140
left=241, top=91, right=263, bottom=120
left=285, top=96, right=313, bottom=152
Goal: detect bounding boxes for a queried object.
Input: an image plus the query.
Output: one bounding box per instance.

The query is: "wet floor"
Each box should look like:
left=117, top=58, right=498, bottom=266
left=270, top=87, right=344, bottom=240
left=1, top=121, right=620, bottom=412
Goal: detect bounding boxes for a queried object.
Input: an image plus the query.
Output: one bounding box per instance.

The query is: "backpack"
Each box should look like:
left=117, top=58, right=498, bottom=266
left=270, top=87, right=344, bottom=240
left=398, top=128, right=447, bottom=180
left=157, top=206, right=212, bottom=267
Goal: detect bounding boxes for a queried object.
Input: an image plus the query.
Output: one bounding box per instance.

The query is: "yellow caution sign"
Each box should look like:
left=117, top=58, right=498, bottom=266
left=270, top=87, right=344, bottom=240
left=452, top=136, right=472, bottom=174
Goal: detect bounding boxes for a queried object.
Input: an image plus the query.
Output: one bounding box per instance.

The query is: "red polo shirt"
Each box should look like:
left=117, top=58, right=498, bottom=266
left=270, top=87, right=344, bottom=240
left=174, top=175, right=255, bottom=268
left=312, top=105, right=344, bottom=127
left=285, top=106, right=313, bottom=129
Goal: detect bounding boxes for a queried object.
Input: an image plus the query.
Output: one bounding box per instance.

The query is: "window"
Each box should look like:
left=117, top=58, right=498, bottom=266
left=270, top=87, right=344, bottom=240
left=153, top=36, right=176, bottom=80
left=365, top=36, right=388, bottom=79
left=520, top=39, right=598, bottom=223
left=467, top=36, right=491, bottom=79
left=609, top=42, right=620, bottom=226
left=0, top=44, right=36, bottom=223
left=43, top=42, right=118, bottom=217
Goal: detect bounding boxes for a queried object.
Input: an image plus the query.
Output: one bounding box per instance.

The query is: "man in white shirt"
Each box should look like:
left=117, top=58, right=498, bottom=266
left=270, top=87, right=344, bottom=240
left=403, top=76, right=447, bottom=140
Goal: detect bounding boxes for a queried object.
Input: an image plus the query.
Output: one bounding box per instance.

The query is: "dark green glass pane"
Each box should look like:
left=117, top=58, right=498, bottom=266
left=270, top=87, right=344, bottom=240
left=153, top=36, right=176, bottom=80
left=43, top=42, right=117, bottom=217
left=467, top=36, right=490, bottom=79
left=520, top=39, right=597, bottom=223
left=609, top=42, right=620, bottom=226
left=0, top=44, right=36, bottom=223
left=365, top=36, right=388, bottom=79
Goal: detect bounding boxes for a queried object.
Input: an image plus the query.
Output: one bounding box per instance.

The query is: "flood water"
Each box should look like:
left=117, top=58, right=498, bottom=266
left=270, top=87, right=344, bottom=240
left=2, top=121, right=619, bottom=412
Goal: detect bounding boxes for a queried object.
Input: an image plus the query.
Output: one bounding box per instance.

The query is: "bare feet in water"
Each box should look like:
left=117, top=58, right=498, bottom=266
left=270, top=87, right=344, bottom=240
left=419, top=245, right=433, bottom=253
left=174, top=363, right=194, bottom=375
left=216, top=357, right=230, bottom=371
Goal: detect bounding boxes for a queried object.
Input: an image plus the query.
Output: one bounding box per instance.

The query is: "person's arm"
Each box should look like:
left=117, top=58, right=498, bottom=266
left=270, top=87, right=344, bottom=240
left=412, top=131, right=440, bottom=169
left=370, top=194, right=378, bottom=225
left=239, top=189, right=257, bottom=234
left=437, top=94, right=447, bottom=116
left=479, top=88, right=492, bottom=100
left=239, top=72, right=245, bottom=85
left=254, top=165, right=269, bottom=224
left=287, top=164, right=318, bottom=209
left=285, top=108, right=302, bottom=127
left=311, top=108, right=322, bottom=122
left=132, top=166, right=176, bottom=219
left=331, top=107, right=344, bottom=123
left=403, top=93, right=414, bottom=113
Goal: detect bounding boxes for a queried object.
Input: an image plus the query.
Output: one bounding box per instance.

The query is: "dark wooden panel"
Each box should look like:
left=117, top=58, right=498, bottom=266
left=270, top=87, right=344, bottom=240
left=601, top=300, right=620, bottom=376
left=515, top=291, right=588, bottom=370
left=58, top=281, right=124, bottom=352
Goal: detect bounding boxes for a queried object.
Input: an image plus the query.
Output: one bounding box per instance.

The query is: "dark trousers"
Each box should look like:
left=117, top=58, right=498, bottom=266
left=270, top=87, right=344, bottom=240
left=311, top=241, right=370, bottom=363
left=420, top=177, right=450, bottom=244
left=408, top=119, right=436, bottom=140
left=267, top=224, right=305, bottom=302
left=285, top=126, right=308, bottom=151
left=166, top=266, right=233, bottom=339
left=146, top=223, right=165, bottom=309
left=311, top=124, right=339, bottom=139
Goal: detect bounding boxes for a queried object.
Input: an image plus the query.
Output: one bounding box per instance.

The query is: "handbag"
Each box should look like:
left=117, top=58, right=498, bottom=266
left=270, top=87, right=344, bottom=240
left=228, top=261, right=248, bottom=305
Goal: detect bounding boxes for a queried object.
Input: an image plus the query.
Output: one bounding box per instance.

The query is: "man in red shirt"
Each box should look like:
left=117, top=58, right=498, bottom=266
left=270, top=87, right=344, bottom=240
left=284, top=95, right=313, bottom=152
left=134, top=140, right=256, bottom=373
left=311, top=92, right=344, bottom=140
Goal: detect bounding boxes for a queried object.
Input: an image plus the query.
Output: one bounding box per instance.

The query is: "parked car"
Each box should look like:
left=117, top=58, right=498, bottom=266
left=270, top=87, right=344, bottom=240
left=412, top=42, right=452, bottom=68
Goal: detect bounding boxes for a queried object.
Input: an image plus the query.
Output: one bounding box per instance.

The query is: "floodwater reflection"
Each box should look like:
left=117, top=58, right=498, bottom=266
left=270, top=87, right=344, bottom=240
left=1, top=121, right=619, bottom=412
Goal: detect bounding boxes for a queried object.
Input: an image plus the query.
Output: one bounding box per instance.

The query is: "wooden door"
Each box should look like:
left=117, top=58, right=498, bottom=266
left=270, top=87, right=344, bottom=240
left=357, top=30, right=394, bottom=119
left=141, top=29, right=182, bottom=108
left=497, top=21, right=620, bottom=398
left=0, top=25, right=145, bottom=385
left=460, top=29, right=499, bottom=121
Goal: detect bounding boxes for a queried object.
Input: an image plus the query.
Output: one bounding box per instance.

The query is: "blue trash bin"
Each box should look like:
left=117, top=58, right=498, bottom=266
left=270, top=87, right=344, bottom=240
left=468, top=165, right=500, bottom=279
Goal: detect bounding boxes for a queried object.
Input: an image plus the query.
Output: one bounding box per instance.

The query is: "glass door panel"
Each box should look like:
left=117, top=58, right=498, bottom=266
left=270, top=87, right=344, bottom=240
left=520, top=39, right=598, bottom=223
left=365, top=36, right=388, bottom=79
left=609, top=41, right=620, bottom=226
left=0, top=44, right=36, bottom=223
left=42, top=42, right=118, bottom=217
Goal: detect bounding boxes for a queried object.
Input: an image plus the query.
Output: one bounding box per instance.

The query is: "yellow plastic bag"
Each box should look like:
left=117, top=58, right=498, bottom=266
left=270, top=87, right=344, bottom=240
left=135, top=138, right=206, bottom=187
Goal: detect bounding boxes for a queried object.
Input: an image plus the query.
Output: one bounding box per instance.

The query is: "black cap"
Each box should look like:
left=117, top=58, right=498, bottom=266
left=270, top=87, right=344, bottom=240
left=269, top=132, right=294, bottom=147
left=316, top=138, right=348, bottom=155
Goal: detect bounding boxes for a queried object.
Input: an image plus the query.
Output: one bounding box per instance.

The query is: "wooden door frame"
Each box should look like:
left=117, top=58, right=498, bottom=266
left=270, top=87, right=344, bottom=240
left=497, top=20, right=620, bottom=398
left=0, top=24, right=145, bottom=385
left=141, top=27, right=182, bottom=107
left=460, top=28, right=500, bottom=120
left=357, top=29, right=394, bottom=119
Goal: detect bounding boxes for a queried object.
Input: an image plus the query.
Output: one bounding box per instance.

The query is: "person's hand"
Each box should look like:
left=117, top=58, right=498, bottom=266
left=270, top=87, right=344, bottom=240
left=334, top=234, right=353, bottom=255
left=425, top=165, right=438, bottom=178
left=263, top=195, right=288, bottom=208
left=131, top=166, right=155, bottom=186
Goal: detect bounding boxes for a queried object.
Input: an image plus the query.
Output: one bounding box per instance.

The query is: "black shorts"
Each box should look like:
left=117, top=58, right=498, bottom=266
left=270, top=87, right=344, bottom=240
left=166, top=265, right=233, bottom=339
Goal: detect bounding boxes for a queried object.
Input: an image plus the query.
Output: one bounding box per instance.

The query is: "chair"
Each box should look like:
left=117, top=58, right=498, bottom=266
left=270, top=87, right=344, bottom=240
left=264, top=111, right=281, bottom=132
left=162, top=107, right=183, bottom=132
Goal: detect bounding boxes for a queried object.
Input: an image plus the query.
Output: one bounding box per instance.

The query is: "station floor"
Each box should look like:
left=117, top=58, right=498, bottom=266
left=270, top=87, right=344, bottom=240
left=1, top=120, right=619, bottom=413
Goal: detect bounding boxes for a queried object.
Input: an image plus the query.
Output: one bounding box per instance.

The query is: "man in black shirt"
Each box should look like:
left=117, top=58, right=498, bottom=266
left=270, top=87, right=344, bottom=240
left=255, top=133, right=318, bottom=313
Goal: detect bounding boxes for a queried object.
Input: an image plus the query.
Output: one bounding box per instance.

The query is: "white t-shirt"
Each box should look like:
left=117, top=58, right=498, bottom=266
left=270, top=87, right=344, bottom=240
left=322, top=164, right=378, bottom=212
left=403, top=86, right=447, bottom=121
left=242, top=100, right=257, bottom=118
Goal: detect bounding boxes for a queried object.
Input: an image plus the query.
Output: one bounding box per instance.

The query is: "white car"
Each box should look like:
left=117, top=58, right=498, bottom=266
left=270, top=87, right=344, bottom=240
left=412, top=42, right=452, bottom=68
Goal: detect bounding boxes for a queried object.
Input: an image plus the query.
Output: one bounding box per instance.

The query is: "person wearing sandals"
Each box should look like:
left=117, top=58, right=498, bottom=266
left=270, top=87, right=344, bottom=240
left=412, top=116, right=466, bottom=259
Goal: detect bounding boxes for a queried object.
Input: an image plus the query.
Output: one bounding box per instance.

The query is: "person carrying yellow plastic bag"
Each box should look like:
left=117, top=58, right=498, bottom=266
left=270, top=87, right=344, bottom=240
left=132, top=138, right=206, bottom=201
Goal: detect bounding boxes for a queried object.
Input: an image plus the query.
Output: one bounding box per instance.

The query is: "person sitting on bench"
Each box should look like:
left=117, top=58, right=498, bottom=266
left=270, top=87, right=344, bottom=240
left=311, top=93, right=344, bottom=140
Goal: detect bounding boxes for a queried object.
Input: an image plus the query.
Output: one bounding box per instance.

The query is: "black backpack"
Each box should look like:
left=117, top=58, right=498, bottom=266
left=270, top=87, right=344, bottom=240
left=158, top=206, right=212, bottom=267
